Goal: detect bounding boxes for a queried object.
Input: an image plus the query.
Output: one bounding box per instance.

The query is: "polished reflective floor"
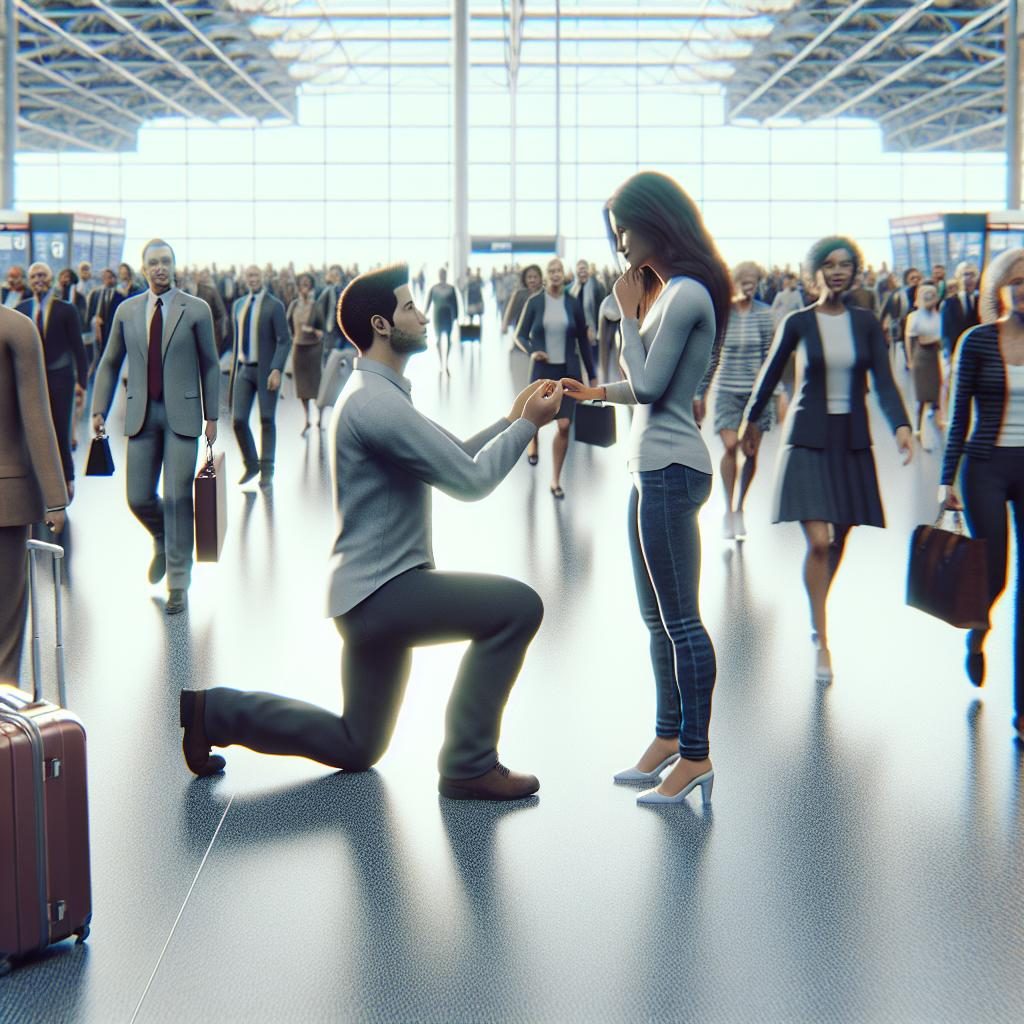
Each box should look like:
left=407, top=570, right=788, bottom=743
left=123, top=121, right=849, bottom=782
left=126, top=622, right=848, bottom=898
left=3, top=320, right=1023, bottom=1024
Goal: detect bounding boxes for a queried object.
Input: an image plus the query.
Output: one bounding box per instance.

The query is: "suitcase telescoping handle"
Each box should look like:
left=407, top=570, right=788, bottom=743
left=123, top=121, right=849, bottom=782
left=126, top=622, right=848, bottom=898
left=26, top=539, right=66, bottom=709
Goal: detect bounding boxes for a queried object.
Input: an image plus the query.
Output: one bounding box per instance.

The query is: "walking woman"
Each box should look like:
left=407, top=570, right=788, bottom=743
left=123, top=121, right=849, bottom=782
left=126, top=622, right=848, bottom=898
left=501, top=264, right=543, bottom=342
left=561, top=171, right=731, bottom=806
left=905, top=282, right=943, bottom=451
left=424, top=269, right=460, bottom=375
left=941, top=247, right=1024, bottom=742
left=287, top=272, right=325, bottom=435
left=516, top=257, right=596, bottom=498
left=738, top=237, right=913, bottom=684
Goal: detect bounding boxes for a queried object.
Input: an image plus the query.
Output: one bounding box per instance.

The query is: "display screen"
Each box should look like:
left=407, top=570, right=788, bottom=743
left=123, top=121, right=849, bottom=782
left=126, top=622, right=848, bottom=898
left=908, top=233, right=928, bottom=271
left=947, top=231, right=984, bottom=267
left=926, top=231, right=947, bottom=274
left=0, top=228, right=29, bottom=276
left=32, top=231, right=70, bottom=267
left=72, top=230, right=93, bottom=270
left=891, top=234, right=911, bottom=273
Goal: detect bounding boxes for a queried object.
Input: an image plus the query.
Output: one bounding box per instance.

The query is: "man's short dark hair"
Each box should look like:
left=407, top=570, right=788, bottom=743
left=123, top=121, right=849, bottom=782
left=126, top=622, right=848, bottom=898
left=902, top=266, right=919, bottom=284
left=142, top=238, right=175, bottom=264
left=337, top=263, right=409, bottom=353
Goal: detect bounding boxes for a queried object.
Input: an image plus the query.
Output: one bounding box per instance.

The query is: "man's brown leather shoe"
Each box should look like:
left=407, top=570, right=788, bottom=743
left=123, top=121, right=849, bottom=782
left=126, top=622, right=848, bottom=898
left=438, top=762, right=539, bottom=801
left=179, top=690, right=226, bottom=777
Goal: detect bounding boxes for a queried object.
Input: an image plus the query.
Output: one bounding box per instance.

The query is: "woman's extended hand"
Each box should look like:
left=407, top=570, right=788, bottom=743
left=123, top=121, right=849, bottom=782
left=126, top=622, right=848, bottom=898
left=613, top=268, right=645, bottom=320
left=896, top=425, right=914, bottom=465
left=560, top=377, right=603, bottom=402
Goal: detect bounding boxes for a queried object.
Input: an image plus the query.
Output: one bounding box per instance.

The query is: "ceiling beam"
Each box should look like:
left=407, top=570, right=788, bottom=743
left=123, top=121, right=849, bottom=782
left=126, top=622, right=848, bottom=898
left=771, top=0, right=942, bottom=119
left=915, top=115, right=1006, bottom=152
left=729, top=0, right=875, bottom=118
left=876, top=55, right=1005, bottom=124
left=151, top=0, right=294, bottom=121
left=251, top=7, right=763, bottom=22
left=15, top=0, right=200, bottom=119
left=24, top=91, right=136, bottom=141
left=16, top=116, right=108, bottom=153
left=820, top=1, right=1010, bottom=119
left=87, top=0, right=249, bottom=120
left=17, top=54, right=146, bottom=126
left=886, top=89, right=998, bottom=142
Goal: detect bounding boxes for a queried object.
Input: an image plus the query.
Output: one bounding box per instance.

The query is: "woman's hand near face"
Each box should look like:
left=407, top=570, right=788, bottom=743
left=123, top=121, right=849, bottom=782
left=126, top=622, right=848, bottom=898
left=613, top=268, right=645, bottom=319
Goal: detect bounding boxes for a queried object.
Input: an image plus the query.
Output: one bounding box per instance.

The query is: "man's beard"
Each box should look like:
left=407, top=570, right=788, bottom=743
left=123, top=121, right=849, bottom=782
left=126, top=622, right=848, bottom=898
left=391, top=325, right=427, bottom=353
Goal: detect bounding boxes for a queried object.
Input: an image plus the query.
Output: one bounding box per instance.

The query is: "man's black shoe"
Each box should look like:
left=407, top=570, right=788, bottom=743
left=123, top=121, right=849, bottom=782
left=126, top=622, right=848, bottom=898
left=238, top=465, right=259, bottom=485
left=165, top=589, right=188, bottom=615
left=179, top=690, right=226, bottom=777
left=148, top=550, right=166, bottom=584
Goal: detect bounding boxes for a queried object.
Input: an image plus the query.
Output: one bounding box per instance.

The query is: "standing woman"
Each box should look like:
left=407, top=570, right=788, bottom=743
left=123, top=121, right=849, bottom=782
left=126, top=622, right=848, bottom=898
left=940, top=248, right=1024, bottom=742
left=515, top=257, right=597, bottom=498
left=287, top=272, right=325, bottom=435
left=561, top=171, right=732, bottom=806
left=738, top=237, right=913, bottom=684
left=904, top=283, right=943, bottom=451
left=501, top=264, right=543, bottom=342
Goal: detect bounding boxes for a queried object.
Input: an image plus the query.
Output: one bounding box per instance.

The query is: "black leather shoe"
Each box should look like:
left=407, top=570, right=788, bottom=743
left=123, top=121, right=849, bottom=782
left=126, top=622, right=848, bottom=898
left=165, top=589, right=188, bottom=615
left=147, top=550, right=166, bottom=585
left=179, top=690, right=226, bottom=777
left=238, top=465, right=259, bottom=485
left=966, top=633, right=986, bottom=687
left=439, top=762, right=539, bottom=801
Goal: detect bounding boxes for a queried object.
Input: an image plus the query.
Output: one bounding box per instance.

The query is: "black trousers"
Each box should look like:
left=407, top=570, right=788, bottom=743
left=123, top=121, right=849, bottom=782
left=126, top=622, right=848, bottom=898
left=204, top=567, right=544, bottom=778
left=963, top=448, right=1024, bottom=726
left=46, top=364, right=76, bottom=483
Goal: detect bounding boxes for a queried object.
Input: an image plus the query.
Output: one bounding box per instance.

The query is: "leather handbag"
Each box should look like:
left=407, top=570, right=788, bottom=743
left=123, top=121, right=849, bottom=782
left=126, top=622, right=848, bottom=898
left=574, top=400, right=616, bottom=448
left=194, top=442, right=227, bottom=562
left=84, top=428, right=114, bottom=476
left=906, top=512, right=989, bottom=629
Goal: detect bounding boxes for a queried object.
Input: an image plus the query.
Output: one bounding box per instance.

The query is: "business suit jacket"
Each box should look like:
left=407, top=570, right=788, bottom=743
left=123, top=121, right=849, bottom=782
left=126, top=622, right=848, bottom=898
left=92, top=291, right=220, bottom=438
left=571, top=276, right=607, bottom=331
left=228, top=291, right=290, bottom=402
left=940, top=291, right=980, bottom=360
left=745, top=307, right=909, bottom=451
left=316, top=284, right=343, bottom=346
left=195, top=282, right=229, bottom=351
left=16, top=298, right=88, bottom=388
left=86, top=287, right=124, bottom=349
left=516, top=290, right=597, bottom=383
left=0, top=307, right=67, bottom=526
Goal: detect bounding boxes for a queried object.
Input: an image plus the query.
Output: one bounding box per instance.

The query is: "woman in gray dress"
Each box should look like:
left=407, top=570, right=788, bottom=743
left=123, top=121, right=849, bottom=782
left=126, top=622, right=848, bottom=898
left=738, top=237, right=913, bottom=684
left=287, top=272, right=325, bottom=435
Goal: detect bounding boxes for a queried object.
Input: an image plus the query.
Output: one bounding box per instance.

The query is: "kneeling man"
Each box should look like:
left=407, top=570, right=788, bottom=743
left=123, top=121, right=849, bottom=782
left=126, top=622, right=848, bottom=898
left=180, top=264, right=562, bottom=800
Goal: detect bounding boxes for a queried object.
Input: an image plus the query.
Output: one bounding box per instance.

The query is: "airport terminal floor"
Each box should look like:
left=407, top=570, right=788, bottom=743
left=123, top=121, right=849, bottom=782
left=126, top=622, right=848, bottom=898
left=3, top=320, right=1023, bottom=1024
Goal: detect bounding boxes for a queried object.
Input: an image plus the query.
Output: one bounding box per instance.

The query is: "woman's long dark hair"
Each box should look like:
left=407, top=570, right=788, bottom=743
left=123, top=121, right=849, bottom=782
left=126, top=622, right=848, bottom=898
left=604, top=171, right=731, bottom=343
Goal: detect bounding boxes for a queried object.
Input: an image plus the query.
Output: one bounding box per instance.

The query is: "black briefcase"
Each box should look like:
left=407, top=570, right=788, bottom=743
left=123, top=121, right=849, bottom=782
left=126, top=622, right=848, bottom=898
left=574, top=401, right=616, bottom=447
left=84, top=431, right=114, bottom=476
left=459, top=322, right=481, bottom=342
left=194, top=445, right=227, bottom=562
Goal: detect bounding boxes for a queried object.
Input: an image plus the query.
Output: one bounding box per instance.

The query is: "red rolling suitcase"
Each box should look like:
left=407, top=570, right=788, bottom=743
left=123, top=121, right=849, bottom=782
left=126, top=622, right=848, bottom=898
left=0, top=540, right=92, bottom=976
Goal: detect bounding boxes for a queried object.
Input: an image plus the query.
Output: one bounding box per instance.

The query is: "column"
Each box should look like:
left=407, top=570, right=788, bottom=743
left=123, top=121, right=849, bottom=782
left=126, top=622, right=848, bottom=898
left=1, top=0, right=16, bottom=209
left=1008, top=0, right=1022, bottom=210
left=453, top=0, right=469, bottom=284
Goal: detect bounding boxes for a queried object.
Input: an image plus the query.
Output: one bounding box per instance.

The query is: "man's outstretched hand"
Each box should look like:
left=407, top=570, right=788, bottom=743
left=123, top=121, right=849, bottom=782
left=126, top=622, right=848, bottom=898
left=508, top=380, right=548, bottom=423
left=523, top=381, right=563, bottom=429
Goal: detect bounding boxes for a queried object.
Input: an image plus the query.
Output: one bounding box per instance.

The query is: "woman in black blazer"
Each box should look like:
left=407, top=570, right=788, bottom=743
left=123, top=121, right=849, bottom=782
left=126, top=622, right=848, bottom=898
left=515, top=257, right=597, bottom=498
left=941, top=247, right=1024, bottom=741
left=739, top=237, right=913, bottom=683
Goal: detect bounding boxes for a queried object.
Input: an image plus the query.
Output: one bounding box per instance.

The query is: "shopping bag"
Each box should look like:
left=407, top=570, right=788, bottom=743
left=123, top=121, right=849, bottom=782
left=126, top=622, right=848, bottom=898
left=906, top=512, right=989, bottom=629
left=194, top=443, right=227, bottom=562
left=574, top=401, right=616, bottom=448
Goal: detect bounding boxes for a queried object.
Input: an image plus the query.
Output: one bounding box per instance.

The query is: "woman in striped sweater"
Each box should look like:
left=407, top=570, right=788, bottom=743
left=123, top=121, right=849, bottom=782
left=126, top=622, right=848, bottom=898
left=941, top=247, right=1024, bottom=742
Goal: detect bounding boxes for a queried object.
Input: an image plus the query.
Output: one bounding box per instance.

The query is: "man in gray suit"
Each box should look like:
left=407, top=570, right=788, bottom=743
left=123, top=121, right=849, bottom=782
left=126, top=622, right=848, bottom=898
left=229, top=265, right=290, bottom=487
left=91, top=240, right=219, bottom=615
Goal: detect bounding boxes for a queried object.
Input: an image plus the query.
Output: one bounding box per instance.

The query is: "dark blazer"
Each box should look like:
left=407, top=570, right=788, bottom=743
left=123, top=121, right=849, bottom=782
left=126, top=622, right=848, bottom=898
left=196, top=282, right=229, bottom=351
left=940, top=291, right=980, bottom=360
left=16, top=297, right=88, bottom=388
left=516, top=290, right=596, bottom=383
left=87, top=286, right=125, bottom=349
left=1, top=288, right=29, bottom=308
left=745, top=306, right=909, bottom=451
left=572, top=276, right=607, bottom=329
left=229, top=291, right=290, bottom=400
left=941, top=324, right=1008, bottom=486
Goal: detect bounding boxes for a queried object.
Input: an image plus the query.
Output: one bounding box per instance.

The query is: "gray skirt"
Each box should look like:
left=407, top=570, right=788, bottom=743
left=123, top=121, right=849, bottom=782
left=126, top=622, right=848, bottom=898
left=772, top=415, right=885, bottom=527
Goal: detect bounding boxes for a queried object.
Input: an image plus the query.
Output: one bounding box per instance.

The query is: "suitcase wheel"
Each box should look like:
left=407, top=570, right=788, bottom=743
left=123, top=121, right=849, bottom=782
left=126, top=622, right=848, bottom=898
left=75, top=924, right=91, bottom=944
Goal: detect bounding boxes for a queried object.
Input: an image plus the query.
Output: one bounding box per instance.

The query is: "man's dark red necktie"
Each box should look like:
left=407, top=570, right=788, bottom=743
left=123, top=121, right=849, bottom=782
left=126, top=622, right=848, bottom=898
left=148, top=297, right=163, bottom=401
left=35, top=303, right=44, bottom=342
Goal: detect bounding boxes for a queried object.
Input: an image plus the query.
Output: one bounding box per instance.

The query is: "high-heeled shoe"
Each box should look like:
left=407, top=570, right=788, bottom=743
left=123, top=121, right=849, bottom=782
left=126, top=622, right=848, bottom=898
left=815, top=647, right=833, bottom=684
left=965, top=632, right=985, bottom=687
left=613, top=752, right=680, bottom=784
left=636, top=768, right=714, bottom=807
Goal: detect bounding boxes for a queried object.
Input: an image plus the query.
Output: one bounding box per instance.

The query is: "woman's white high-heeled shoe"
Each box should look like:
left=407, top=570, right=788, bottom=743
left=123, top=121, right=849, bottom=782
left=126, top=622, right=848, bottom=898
left=613, top=753, right=680, bottom=784
left=815, top=647, right=834, bottom=684
left=636, top=769, right=714, bottom=807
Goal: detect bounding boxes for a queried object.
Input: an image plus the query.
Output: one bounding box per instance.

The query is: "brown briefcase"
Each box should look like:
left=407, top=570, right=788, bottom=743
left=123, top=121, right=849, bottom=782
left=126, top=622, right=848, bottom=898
left=194, top=443, right=227, bottom=562
left=0, top=540, right=92, bottom=976
left=906, top=512, right=989, bottom=630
